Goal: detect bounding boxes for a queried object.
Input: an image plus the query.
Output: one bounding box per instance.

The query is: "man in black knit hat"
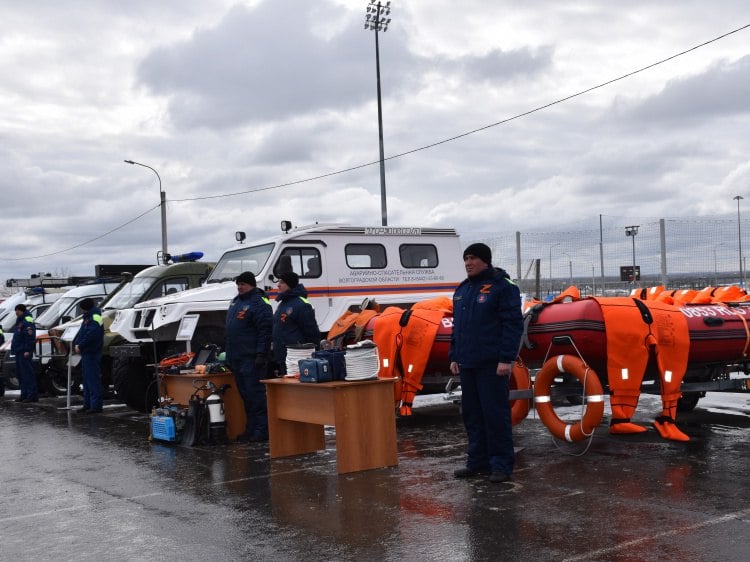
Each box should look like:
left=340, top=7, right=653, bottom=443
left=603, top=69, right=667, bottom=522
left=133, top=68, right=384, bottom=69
left=449, top=242, right=524, bottom=483
left=272, top=271, right=320, bottom=376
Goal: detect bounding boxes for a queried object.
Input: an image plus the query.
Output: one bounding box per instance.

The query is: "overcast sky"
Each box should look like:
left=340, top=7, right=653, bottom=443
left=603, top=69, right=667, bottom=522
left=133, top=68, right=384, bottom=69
left=1, top=0, right=749, bottom=284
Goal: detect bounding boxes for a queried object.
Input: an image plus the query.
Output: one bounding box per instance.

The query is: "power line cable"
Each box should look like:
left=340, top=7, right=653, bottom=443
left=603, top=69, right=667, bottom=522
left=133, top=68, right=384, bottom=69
left=0, top=205, right=159, bottom=261
left=3, top=23, right=748, bottom=261
left=172, top=23, right=749, bottom=202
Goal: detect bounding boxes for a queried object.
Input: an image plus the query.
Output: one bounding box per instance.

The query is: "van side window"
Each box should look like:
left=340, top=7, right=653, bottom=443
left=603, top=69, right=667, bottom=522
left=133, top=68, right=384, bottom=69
left=345, top=244, right=387, bottom=269
left=275, top=248, right=322, bottom=279
left=399, top=244, right=438, bottom=268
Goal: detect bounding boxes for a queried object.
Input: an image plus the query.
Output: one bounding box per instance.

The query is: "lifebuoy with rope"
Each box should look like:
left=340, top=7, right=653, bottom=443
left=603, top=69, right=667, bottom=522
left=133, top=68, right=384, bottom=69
left=533, top=354, right=605, bottom=442
left=510, top=359, right=531, bottom=426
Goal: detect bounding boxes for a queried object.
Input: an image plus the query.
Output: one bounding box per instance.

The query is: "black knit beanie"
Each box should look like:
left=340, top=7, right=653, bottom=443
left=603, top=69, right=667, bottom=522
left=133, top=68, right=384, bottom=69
left=279, top=271, right=299, bottom=288
left=234, top=271, right=257, bottom=286
left=463, top=243, right=492, bottom=265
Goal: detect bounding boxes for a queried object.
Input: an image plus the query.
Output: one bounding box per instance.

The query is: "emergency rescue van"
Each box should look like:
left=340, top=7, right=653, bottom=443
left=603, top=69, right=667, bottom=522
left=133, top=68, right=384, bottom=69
left=109, top=223, right=466, bottom=411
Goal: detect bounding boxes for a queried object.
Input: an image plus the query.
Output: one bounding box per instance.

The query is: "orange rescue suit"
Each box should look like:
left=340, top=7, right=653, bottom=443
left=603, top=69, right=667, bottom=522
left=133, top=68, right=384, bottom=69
left=593, top=296, right=690, bottom=440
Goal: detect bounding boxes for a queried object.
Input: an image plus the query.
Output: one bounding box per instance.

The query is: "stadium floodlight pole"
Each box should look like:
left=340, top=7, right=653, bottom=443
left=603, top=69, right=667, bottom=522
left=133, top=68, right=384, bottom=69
left=734, top=195, right=744, bottom=288
left=364, top=0, right=391, bottom=226
left=625, top=225, right=639, bottom=283
left=124, top=159, right=168, bottom=260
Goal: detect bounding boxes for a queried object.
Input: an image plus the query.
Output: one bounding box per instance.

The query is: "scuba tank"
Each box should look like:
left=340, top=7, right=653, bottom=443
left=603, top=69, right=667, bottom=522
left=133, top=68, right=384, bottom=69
left=206, top=387, right=226, bottom=442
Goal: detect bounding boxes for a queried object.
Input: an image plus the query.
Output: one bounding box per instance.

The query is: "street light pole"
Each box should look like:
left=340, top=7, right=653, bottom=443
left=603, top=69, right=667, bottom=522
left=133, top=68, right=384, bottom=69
left=364, top=0, right=391, bottom=226
left=548, top=242, right=560, bottom=295
left=734, top=195, right=744, bottom=288
left=625, top=225, right=639, bottom=284
left=562, top=252, right=572, bottom=286
left=124, top=159, right=168, bottom=260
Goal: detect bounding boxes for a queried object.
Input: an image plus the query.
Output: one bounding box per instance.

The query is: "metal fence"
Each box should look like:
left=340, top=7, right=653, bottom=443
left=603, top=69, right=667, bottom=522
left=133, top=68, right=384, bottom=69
left=466, top=215, right=747, bottom=300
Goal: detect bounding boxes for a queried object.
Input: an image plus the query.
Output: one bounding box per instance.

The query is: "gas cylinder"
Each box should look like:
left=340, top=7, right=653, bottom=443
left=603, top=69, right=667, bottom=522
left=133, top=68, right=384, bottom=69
left=206, top=390, right=226, bottom=442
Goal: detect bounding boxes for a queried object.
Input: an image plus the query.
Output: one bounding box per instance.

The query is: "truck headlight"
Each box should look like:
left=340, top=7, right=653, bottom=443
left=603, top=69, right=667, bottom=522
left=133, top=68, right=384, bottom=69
left=160, top=304, right=173, bottom=320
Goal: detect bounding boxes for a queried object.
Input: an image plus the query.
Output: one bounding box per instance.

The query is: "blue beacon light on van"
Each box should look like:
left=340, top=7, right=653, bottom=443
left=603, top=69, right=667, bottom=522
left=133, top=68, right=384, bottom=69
left=167, top=252, right=204, bottom=263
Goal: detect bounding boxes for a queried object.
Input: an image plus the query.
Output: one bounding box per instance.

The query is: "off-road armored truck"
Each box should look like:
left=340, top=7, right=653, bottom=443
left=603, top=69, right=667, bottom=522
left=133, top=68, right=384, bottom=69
left=43, top=258, right=214, bottom=403
left=110, top=223, right=465, bottom=412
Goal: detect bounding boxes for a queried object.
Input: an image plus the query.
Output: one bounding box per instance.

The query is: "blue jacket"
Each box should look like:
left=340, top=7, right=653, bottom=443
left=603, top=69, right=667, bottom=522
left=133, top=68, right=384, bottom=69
left=449, top=266, right=523, bottom=367
left=225, top=288, right=273, bottom=362
left=74, top=306, right=104, bottom=355
left=272, top=284, right=321, bottom=364
left=11, top=314, right=36, bottom=356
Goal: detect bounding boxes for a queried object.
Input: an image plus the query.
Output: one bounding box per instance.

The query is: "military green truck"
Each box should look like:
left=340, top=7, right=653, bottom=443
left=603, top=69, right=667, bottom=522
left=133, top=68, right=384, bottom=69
left=44, top=257, right=213, bottom=405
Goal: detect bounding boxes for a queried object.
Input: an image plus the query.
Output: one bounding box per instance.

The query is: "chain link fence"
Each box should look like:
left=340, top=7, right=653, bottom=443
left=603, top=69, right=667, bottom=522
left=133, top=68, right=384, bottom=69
left=466, top=215, right=747, bottom=300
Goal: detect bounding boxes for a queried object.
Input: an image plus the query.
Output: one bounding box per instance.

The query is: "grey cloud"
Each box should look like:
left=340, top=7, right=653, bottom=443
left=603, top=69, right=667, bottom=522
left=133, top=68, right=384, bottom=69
left=137, top=1, right=390, bottom=129
left=617, top=55, right=750, bottom=125
left=442, top=46, right=554, bottom=83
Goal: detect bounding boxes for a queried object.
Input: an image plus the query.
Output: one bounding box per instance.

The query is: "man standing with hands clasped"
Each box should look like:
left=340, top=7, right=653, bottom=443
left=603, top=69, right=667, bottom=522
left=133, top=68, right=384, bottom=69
left=225, top=271, right=273, bottom=442
left=74, top=298, right=105, bottom=413
left=449, top=243, right=524, bottom=483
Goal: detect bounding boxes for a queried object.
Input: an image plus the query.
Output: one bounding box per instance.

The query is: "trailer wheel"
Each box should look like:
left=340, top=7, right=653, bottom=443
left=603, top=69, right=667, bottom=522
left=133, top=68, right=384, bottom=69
left=677, top=392, right=701, bottom=412
left=113, top=357, right=158, bottom=413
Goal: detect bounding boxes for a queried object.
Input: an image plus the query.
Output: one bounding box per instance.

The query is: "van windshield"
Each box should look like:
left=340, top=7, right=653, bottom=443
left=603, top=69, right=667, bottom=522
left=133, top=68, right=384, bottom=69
left=35, top=296, right=79, bottom=329
left=207, top=243, right=274, bottom=283
left=104, top=277, right=156, bottom=310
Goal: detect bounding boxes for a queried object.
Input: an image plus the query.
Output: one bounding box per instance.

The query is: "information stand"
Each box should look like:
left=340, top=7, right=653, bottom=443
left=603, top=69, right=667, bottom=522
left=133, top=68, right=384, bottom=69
left=59, top=325, right=80, bottom=410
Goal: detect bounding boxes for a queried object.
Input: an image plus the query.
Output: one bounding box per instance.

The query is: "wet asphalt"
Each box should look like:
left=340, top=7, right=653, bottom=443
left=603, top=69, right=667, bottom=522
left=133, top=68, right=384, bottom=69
left=1, top=390, right=748, bottom=562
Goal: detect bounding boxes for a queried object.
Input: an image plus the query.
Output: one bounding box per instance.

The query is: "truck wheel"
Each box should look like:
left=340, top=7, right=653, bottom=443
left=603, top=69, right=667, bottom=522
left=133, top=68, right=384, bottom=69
left=44, top=365, right=80, bottom=396
left=677, top=392, right=701, bottom=412
left=112, top=357, right=158, bottom=413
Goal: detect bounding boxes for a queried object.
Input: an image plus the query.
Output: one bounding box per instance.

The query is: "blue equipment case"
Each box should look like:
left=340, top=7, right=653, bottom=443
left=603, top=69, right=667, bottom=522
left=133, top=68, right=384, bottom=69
left=299, top=358, right=332, bottom=383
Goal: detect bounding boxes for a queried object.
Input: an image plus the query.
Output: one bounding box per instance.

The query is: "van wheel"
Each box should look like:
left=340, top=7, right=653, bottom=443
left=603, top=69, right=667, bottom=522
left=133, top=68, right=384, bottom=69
left=6, top=374, right=20, bottom=391
left=112, top=357, right=158, bottom=413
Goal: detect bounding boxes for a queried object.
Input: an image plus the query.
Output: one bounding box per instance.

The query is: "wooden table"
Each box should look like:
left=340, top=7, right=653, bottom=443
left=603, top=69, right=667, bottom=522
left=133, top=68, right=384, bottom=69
left=160, top=371, right=247, bottom=439
left=263, top=377, right=398, bottom=474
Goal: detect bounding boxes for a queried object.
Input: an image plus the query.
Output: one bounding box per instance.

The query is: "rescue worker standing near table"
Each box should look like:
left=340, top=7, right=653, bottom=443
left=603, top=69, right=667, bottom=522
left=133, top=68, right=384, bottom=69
left=449, top=243, right=524, bottom=483
left=12, top=304, right=38, bottom=402
left=272, top=271, right=321, bottom=376
left=74, top=298, right=104, bottom=413
left=225, top=271, right=273, bottom=442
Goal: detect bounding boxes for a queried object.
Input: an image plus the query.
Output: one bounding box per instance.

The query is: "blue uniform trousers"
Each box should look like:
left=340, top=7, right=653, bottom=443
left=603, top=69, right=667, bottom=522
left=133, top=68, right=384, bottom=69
left=81, top=352, right=103, bottom=410
left=460, top=364, right=514, bottom=475
left=16, top=354, right=38, bottom=401
left=230, top=356, right=268, bottom=439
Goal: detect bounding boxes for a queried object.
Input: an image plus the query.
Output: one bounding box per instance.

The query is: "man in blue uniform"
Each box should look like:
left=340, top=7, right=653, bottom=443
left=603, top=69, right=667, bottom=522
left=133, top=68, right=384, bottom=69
left=12, top=304, right=38, bottom=402
left=272, top=271, right=321, bottom=376
left=74, top=298, right=105, bottom=413
left=225, top=271, right=273, bottom=442
left=449, top=243, right=523, bottom=483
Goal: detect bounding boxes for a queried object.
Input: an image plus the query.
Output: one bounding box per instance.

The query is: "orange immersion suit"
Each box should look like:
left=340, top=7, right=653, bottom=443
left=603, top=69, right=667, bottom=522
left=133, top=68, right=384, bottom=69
left=372, top=298, right=452, bottom=416
left=594, top=296, right=691, bottom=441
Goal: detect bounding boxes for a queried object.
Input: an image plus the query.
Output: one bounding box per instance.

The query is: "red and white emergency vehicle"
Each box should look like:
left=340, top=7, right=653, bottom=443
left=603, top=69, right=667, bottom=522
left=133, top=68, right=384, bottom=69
left=109, top=223, right=465, bottom=411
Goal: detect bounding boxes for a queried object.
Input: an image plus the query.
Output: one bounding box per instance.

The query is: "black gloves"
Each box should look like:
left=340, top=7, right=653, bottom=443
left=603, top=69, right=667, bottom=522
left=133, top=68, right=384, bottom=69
left=255, top=353, right=267, bottom=369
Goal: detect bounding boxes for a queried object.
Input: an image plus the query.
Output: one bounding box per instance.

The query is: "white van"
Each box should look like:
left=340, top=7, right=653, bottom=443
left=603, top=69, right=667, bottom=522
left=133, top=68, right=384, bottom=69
left=0, top=282, right=122, bottom=392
